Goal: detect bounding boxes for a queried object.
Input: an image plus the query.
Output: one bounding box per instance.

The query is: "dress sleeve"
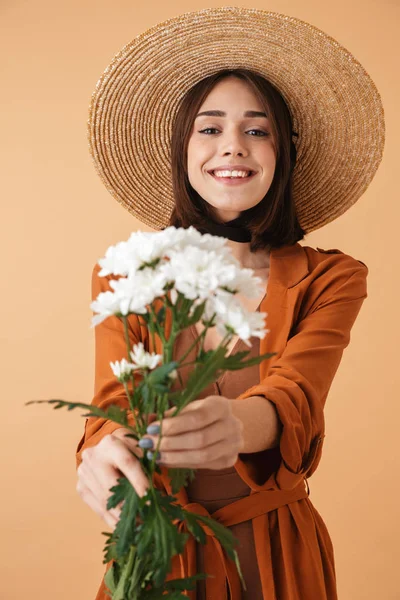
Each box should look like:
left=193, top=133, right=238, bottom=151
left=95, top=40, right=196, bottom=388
left=75, top=263, right=145, bottom=469
left=237, top=260, right=369, bottom=491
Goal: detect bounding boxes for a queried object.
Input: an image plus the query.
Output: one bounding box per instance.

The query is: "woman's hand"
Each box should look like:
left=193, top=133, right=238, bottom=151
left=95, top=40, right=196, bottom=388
left=76, top=427, right=150, bottom=530
left=141, top=396, right=245, bottom=470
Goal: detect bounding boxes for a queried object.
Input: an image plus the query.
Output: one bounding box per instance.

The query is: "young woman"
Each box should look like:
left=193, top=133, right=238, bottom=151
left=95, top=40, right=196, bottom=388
left=75, top=8, right=384, bottom=599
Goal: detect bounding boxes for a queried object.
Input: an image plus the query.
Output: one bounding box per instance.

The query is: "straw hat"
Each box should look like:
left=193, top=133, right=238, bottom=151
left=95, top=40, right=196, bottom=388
left=87, top=6, right=385, bottom=233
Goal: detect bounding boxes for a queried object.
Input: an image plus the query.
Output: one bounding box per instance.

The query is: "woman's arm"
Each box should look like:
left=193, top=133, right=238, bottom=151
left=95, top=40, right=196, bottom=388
left=235, top=260, right=369, bottom=489
left=231, top=395, right=282, bottom=453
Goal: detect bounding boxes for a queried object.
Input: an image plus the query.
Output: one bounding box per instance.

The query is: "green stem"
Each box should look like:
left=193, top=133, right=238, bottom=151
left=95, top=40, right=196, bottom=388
left=147, top=302, right=166, bottom=346
left=129, top=552, right=143, bottom=599
left=173, top=322, right=207, bottom=364
left=121, top=316, right=137, bottom=413
left=113, top=544, right=136, bottom=599
left=122, top=316, right=132, bottom=361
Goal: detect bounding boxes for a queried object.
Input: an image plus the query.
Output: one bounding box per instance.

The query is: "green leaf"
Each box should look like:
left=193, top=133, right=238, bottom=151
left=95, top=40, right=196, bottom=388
left=176, top=346, right=227, bottom=408
left=103, top=562, right=117, bottom=595
left=135, top=491, right=190, bottom=587
left=101, top=531, right=119, bottom=564
left=106, top=476, right=133, bottom=510
left=103, top=539, right=118, bottom=564
left=233, top=549, right=247, bottom=592
left=25, top=399, right=131, bottom=428
left=152, top=383, right=172, bottom=395
left=101, top=478, right=144, bottom=565
left=112, top=481, right=141, bottom=558
left=156, top=493, right=186, bottom=521
left=140, top=574, right=208, bottom=599
left=147, top=361, right=180, bottom=385
left=168, top=468, right=196, bottom=495
left=141, top=384, right=150, bottom=406
left=184, top=300, right=207, bottom=327
left=185, top=512, right=238, bottom=561
left=183, top=511, right=207, bottom=546
left=164, top=573, right=209, bottom=590
left=183, top=512, right=247, bottom=590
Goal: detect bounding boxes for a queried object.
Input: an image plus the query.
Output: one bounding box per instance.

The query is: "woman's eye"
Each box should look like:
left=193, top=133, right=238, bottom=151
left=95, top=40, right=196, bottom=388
left=247, top=130, right=269, bottom=137
left=198, top=128, right=269, bottom=137
left=198, top=128, right=218, bottom=134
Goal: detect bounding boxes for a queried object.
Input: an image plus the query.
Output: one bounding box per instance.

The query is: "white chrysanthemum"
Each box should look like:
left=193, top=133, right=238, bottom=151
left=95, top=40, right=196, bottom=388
left=110, top=358, right=135, bottom=381
left=163, top=228, right=243, bottom=275
left=223, top=268, right=266, bottom=298
left=90, top=268, right=168, bottom=327
left=91, top=226, right=271, bottom=345
left=109, top=269, right=167, bottom=311
left=97, top=227, right=193, bottom=277
left=160, top=243, right=264, bottom=303
left=124, top=229, right=175, bottom=268
left=153, top=226, right=197, bottom=251
left=90, top=291, right=125, bottom=327
left=203, top=294, right=269, bottom=346
left=96, top=226, right=238, bottom=278
left=162, top=225, right=233, bottom=255
left=160, top=246, right=239, bottom=301
left=97, top=240, right=135, bottom=277
left=129, top=342, right=162, bottom=370
left=97, top=230, right=170, bottom=277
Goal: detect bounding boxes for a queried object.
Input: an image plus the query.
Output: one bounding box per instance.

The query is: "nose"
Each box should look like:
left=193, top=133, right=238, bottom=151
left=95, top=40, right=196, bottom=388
left=219, top=129, right=249, bottom=157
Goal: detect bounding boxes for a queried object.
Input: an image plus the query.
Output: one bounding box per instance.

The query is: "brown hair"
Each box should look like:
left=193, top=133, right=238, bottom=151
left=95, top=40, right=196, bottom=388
left=168, top=68, right=306, bottom=252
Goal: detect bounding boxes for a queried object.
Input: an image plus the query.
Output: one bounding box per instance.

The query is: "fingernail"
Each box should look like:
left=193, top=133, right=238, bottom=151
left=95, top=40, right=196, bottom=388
left=147, top=424, right=160, bottom=435
left=147, top=450, right=161, bottom=462
left=138, top=437, right=154, bottom=449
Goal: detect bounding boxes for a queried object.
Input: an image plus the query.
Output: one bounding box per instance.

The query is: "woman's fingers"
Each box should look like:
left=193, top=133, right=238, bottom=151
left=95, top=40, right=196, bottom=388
left=144, top=418, right=236, bottom=452
left=156, top=437, right=239, bottom=469
left=76, top=476, right=119, bottom=530
left=96, top=433, right=150, bottom=498
left=136, top=398, right=244, bottom=470
left=111, top=427, right=145, bottom=459
left=77, top=427, right=151, bottom=530
left=78, top=461, right=123, bottom=521
left=154, top=399, right=221, bottom=436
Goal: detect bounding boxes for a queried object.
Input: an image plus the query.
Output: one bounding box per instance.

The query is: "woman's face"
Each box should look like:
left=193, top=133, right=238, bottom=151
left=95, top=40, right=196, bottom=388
left=187, top=76, right=276, bottom=223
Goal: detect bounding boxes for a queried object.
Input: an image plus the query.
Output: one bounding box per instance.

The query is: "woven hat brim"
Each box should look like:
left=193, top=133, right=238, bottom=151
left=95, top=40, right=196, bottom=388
left=87, top=6, right=385, bottom=232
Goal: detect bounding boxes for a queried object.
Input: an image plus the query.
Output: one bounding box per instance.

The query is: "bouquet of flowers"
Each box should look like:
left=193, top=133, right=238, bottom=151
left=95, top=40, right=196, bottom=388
left=27, top=226, right=276, bottom=599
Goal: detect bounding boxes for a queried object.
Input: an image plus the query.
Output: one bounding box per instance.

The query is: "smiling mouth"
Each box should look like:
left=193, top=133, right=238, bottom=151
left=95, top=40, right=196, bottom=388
left=208, top=170, right=256, bottom=179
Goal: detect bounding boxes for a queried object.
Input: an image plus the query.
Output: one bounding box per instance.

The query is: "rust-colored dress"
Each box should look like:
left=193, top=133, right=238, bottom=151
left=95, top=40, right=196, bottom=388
left=171, top=316, right=266, bottom=599
left=76, top=242, right=369, bottom=600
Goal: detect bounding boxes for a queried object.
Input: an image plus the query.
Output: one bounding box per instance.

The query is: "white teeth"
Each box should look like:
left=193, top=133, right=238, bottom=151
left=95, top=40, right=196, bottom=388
left=213, top=170, right=251, bottom=178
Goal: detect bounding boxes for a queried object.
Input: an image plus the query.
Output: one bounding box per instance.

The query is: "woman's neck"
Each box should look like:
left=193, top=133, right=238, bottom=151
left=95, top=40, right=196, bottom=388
left=224, top=239, right=271, bottom=270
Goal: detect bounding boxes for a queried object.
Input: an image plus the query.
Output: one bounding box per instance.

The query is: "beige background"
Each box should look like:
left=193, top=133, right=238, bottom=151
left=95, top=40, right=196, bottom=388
left=1, top=1, right=397, bottom=599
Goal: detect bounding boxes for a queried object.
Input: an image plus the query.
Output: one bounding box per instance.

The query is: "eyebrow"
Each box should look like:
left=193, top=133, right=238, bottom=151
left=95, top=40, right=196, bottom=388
left=195, top=110, right=268, bottom=119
